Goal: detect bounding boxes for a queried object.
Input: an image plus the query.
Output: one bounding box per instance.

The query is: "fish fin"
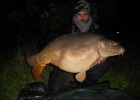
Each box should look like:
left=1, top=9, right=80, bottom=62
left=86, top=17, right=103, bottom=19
left=75, top=71, right=86, bottom=82
left=32, top=63, right=46, bottom=80
left=27, top=54, right=38, bottom=67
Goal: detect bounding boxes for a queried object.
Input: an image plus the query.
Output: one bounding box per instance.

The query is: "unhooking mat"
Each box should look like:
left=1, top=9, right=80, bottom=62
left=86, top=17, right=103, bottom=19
left=18, top=82, right=134, bottom=100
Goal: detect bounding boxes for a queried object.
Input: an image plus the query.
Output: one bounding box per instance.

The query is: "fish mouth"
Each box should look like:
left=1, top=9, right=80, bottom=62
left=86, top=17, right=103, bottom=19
left=119, top=48, right=125, bottom=56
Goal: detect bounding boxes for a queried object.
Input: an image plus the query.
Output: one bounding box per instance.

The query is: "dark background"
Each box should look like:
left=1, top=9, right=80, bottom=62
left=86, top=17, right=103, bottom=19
left=0, top=0, right=139, bottom=60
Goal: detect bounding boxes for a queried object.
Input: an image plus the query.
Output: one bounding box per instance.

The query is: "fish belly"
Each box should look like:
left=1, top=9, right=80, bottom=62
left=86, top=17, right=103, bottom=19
left=58, top=49, right=100, bottom=73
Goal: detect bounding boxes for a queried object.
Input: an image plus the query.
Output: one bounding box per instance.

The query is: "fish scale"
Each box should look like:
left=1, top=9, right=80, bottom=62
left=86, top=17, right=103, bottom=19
left=27, top=32, right=125, bottom=82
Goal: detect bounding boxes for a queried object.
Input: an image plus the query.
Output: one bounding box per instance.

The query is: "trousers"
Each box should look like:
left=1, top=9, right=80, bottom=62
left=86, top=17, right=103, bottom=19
left=48, top=57, right=115, bottom=94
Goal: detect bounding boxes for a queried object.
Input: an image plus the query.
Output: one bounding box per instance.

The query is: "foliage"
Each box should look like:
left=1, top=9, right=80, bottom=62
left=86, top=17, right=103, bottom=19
left=7, top=0, right=111, bottom=47
left=100, top=57, right=140, bottom=98
left=0, top=0, right=130, bottom=100
left=0, top=43, right=140, bottom=100
left=0, top=43, right=50, bottom=100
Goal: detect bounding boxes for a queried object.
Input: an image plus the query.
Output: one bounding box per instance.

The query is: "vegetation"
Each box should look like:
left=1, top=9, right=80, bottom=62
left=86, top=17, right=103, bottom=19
left=0, top=44, right=50, bottom=100
left=2, top=0, right=139, bottom=100
left=0, top=42, right=140, bottom=100
left=100, top=57, right=140, bottom=99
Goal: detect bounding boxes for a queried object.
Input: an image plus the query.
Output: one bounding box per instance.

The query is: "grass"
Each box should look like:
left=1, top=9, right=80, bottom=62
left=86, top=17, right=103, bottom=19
left=0, top=44, right=50, bottom=100
left=100, top=57, right=140, bottom=99
left=0, top=44, right=140, bottom=100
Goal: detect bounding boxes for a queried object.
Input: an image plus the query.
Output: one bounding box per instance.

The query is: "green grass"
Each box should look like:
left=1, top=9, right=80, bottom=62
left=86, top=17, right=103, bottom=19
left=0, top=44, right=50, bottom=100
left=100, top=57, right=140, bottom=98
left=0, top=45, right=140, bottom=100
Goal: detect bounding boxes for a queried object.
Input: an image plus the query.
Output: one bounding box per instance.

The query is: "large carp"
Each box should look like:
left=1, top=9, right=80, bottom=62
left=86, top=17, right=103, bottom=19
left=27, top=33, right=125, bottom=82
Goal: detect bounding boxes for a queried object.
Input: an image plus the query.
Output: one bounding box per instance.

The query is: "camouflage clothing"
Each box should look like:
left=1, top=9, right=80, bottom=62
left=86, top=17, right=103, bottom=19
left=74, top=0, right=90, bottom=14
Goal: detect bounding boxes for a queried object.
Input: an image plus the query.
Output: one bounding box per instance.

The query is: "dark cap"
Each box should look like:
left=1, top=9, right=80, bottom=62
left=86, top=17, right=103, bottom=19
left=74, top=0, right=90, bottom=14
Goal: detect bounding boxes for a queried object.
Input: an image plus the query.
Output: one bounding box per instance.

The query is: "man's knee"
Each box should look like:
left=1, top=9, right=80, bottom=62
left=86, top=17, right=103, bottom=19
left=48, top=68, right=73, bottom=93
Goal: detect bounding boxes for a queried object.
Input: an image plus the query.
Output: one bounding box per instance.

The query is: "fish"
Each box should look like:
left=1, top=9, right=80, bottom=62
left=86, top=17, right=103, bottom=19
left=27, top=32, right=125, bottom=82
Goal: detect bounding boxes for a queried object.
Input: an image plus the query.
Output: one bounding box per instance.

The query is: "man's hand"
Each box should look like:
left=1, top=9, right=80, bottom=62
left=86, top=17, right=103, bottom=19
left=98, top=57, right=106, bottom=64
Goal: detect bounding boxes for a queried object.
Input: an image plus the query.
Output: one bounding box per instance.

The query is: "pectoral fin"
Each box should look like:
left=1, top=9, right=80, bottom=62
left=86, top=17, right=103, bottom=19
left=32, top=63, right=46, bottom=80
left=75, top=71, right=86, bottom=82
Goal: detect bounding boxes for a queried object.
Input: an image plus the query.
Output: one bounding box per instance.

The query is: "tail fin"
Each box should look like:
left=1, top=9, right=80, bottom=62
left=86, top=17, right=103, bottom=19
left=27, top=54, right=46, bottom=79
left=27, top=54, right=38, bottom=67
left=26, top=48, right=56, bottom=79
left=32, top=63, right=46, bottom=79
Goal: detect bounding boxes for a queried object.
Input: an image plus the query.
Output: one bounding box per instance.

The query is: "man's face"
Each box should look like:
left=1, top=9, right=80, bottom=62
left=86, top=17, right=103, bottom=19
left=75, top=12, right=90, bottom=23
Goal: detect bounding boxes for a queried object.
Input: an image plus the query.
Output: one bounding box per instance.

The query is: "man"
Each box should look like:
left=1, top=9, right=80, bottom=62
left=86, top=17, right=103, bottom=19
left=71, top=0, right=99, bottom=33
left=48, top=0, right=110, bottom=94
